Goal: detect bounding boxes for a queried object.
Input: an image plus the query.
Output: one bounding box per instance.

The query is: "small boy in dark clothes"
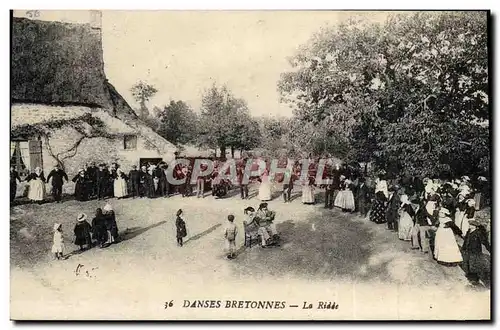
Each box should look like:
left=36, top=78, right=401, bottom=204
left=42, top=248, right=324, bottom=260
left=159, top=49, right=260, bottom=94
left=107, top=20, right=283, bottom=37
left=74, top=213, right=92, bottom=251
left=176, top=209, right=187, bottom=247
left=462, top=220, right=491, bottom=286
left=224, top=214, right=238, bottom=259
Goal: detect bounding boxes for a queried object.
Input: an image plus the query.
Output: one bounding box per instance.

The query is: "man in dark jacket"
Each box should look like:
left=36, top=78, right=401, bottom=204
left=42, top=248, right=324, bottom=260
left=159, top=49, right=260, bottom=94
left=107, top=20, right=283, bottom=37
left=10, top=165, right=22, bottom=202
left=157, top=162, right=168, bottom=197
left=46, top=164, right=69, bottom=203
left=139, top=165, right=153, bottom=198
left=96, top=164, right=110, bottom=200
left=462, top=220, right=491, bottom=286
left=153, top=164, right=166, bottom=197
left=323, top=176, right=335, bottom=209
left=128, top=165, right=140, bottom=198
left=413, top=176, right=425, bottom=198
left=86, top=162, right=98, bottom=199
left=108, top=163, right=118, bottom=198
left=356, top=177, right=370, bottom=217
left=413, top=198, right=438, bottom=254
left=386, top=186, right=400, bottom=231
left=331, top=166, right=341, bottom=200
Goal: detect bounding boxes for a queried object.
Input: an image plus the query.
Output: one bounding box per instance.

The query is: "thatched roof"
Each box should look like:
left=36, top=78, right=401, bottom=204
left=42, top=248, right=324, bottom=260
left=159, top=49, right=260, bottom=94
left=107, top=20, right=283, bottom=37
left=11, top=17, right=137, bottom=120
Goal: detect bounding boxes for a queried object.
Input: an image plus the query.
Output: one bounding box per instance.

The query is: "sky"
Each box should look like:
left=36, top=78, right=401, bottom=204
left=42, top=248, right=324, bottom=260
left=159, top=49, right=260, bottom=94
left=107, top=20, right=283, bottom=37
left=100, top=11, right=393, bottom=117
left=13, top=10, right=393, bottom=117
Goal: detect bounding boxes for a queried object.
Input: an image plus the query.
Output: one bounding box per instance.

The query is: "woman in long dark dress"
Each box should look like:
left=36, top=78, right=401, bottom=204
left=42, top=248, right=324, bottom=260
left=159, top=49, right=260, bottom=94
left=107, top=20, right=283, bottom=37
left=462, top=220, right=491, bottom=286
left=72, top=169, right=88, bottom=201
left=91, top=208, right=107, bottom=248
left=370, top=191, right=388, bottom=223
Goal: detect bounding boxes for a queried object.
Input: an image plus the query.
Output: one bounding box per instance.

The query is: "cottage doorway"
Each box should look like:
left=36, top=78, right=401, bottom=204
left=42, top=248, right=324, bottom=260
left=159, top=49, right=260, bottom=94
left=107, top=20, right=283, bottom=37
left=10, top=140, right=43, bottom=179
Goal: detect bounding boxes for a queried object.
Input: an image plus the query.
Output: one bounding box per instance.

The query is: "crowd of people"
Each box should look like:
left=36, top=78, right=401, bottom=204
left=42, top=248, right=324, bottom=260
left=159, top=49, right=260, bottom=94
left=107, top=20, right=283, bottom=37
left=10, top=161, right=211, bottom=204
left=278, top=164, right=491, bottom=287
left=12, top=157, right=490, bottom=286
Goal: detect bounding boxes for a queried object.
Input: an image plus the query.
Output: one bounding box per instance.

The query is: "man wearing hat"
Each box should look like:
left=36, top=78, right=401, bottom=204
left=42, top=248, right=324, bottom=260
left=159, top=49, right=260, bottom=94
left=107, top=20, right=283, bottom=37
left=386, top=185, right=400, bottom=231
left=128, top=165, right=140, bottom=198
left=86, top=162, right=98, bottom=199
left=413, top=197, right=437, bottom=254
left=46, top=164, right=69, bottom=203
left=96, top=163, right=110, bottom=200
left=462, top=220, right=491, bottom=286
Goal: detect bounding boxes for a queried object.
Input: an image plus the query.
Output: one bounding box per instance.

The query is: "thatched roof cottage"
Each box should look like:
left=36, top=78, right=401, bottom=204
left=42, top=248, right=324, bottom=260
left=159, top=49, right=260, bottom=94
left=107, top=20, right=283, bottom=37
left=10, top=11, right=176, bottom=182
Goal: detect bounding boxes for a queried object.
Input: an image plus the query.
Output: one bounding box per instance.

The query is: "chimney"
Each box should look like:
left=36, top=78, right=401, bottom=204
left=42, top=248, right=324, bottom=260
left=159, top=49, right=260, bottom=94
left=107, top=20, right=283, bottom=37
left=89, top=10, right=102, bottom=30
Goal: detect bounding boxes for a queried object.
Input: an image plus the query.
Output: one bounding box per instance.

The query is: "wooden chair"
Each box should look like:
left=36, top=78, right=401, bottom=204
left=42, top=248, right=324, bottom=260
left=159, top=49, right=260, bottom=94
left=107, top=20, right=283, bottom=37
left=243, top=218, right=261, bottom=248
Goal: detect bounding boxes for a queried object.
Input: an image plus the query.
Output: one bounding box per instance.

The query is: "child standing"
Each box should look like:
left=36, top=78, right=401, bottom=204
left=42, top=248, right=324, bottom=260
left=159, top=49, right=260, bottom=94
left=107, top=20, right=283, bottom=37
left=51, top=223, right=64, bottom=260
left=224, top=214, right=238, bottom=259
left=176, top=209, right=187, bottom=247
left=74, top=213, right=92, bottom=251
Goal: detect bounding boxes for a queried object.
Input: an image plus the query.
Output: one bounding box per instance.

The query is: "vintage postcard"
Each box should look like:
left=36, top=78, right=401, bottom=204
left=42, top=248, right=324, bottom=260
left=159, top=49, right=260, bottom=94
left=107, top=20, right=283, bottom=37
left=9, top=10, right=491, bottom=320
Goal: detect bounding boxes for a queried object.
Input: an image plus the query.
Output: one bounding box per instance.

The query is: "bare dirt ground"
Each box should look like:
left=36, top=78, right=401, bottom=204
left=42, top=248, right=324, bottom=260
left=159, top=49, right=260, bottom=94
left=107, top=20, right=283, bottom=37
left=10, top=185, right=490, bottom=320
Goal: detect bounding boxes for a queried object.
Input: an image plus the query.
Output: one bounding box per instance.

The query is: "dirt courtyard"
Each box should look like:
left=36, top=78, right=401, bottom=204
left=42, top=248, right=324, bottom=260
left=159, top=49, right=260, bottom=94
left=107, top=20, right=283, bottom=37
left=10, top=185, right=490, bottom=320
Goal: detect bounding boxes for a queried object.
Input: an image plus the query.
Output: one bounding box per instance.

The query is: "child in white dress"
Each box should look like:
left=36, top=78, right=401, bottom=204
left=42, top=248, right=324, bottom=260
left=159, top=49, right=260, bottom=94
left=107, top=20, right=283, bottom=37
left=51, top=223, right=65, bottom=260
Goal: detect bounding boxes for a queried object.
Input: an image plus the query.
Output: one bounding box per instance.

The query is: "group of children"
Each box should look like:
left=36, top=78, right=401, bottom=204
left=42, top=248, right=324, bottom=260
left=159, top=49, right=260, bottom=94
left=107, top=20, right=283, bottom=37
left=174, top=208, right=239, bottom=259
left=51, top=203, right=119, bottom=260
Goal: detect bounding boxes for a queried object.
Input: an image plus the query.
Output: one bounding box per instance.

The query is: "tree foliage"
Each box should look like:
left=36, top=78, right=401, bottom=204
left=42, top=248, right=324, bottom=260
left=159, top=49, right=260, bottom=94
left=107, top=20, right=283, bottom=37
left=279, top=11, right=489, bottom=178
left=198, top=84, right=261, bottom=157
left=130, top=81, right=158, bottom=119
left=156, top=100, right=199, bottom=146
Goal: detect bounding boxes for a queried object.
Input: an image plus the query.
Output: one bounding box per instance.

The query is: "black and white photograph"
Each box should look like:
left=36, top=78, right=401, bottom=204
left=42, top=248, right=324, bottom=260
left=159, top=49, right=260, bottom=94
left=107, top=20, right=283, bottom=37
left=8, top=9, right=491, bottom=320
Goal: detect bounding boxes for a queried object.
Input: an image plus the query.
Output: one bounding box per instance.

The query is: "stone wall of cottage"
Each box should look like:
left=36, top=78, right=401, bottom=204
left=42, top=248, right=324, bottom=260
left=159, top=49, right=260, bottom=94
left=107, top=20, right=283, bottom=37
left=14, top=126, right=174, bottom=197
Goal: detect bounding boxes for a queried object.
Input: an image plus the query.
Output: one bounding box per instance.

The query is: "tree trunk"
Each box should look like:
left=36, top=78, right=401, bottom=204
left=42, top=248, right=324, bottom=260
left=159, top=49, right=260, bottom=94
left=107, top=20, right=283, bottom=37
left=231, top=147, right=235, bottom=159
left=139, top=99, right=149, bottom=119
left=364, top=163, right=368, bottom=176
left=220, top=146, right=226, bottom=159
left=214, top=149, right=217, bottom=157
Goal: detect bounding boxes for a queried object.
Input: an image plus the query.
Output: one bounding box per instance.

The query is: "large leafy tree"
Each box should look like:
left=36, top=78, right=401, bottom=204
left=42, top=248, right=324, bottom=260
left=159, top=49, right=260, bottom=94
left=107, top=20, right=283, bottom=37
left=156, top=100, right=199, bottom=146
left=198, top=84, right=258, bottom=157
left=279, top=11, right=489, bottom=178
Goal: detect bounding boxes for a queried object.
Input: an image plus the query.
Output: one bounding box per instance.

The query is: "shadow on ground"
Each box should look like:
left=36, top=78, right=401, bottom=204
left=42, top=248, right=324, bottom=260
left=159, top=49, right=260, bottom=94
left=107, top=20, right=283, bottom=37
left=231, top=209, right=376, bottom=281
left=120, top=220, right=168, bottom=242
left=185, top=223, right=223, bottom=244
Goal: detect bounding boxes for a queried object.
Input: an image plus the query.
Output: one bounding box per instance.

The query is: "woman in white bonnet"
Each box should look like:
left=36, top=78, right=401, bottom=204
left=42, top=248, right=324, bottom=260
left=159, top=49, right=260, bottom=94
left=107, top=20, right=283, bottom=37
left=375, top=172, right=389, bottom=199
left=454, top=193, right=467, bottom=232
left=113, top=168, right=128, bottom=199
left=27, top=166, right=46, bottom=203
left=434, top=207, right=463, bottom=264
left=460, top=198, right=477, bottom=236
left=398, top=194, right=415, bottom=241
left=103, top=203, right=119, bottom=245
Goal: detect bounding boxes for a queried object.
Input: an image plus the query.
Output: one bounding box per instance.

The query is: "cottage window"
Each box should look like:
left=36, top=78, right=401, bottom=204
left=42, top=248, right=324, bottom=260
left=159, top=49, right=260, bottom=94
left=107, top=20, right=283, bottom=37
left=124, top=135, right=137, bottom=150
